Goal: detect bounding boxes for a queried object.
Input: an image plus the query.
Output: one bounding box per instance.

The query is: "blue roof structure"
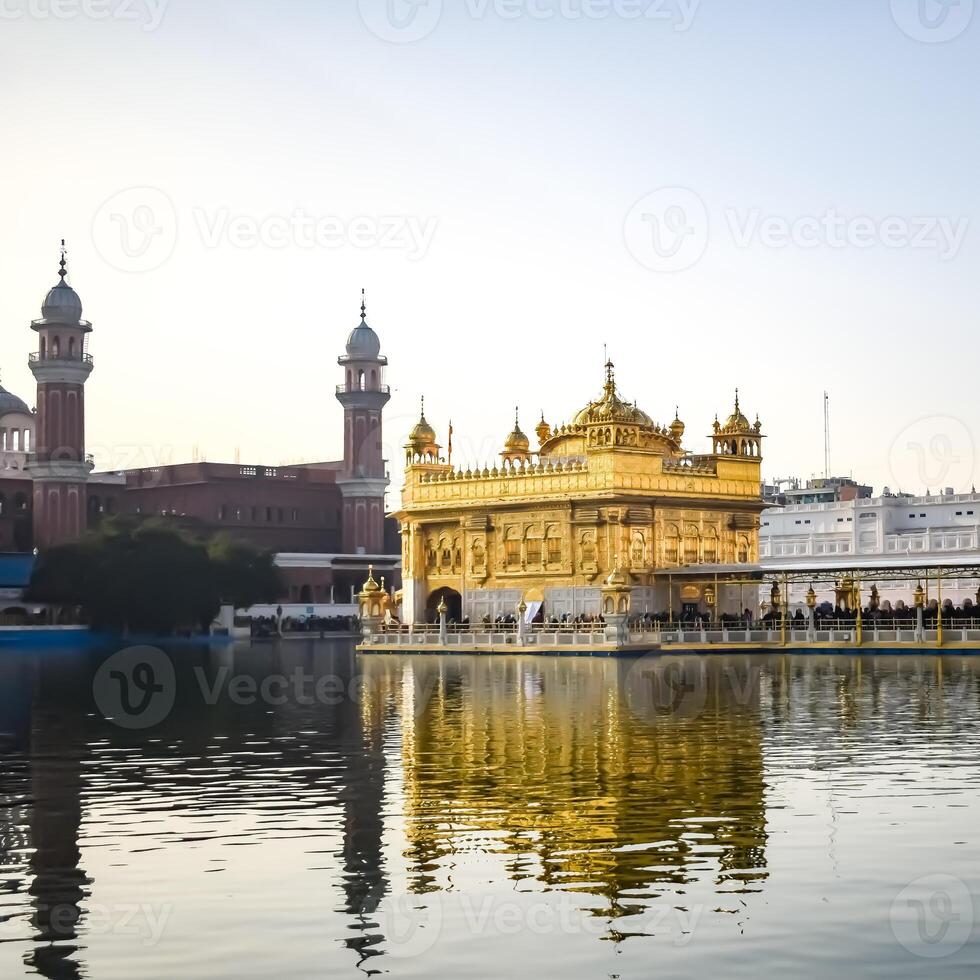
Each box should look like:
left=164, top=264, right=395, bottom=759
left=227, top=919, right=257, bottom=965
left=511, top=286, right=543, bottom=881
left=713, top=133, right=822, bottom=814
left=0, top=555, right=35, bottom=589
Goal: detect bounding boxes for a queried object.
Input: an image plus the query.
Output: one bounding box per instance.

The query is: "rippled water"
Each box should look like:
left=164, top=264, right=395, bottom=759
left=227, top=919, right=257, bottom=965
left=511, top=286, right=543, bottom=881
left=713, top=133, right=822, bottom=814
left=0, top=641, right=978, bottom=978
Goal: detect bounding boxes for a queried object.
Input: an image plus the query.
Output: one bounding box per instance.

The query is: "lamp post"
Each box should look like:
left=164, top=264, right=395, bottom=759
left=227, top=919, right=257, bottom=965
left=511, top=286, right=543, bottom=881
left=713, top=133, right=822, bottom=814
left=517, top=598, right=528, bottom=646
left=771, top=582, right=785, bottom=646
left=704, top=584, right=715, bottom=642
left=438, top=596, right=448, bottom=646
left=806, top=585, right=817, bottom=643
left=914, top=582, right=925, bottom=643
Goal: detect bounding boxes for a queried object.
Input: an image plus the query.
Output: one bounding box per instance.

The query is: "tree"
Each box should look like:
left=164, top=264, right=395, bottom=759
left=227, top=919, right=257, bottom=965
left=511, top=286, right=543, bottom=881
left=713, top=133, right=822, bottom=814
left=207, top=534, right=283, bottom=611
left=27, top=518, right=284, bottom=635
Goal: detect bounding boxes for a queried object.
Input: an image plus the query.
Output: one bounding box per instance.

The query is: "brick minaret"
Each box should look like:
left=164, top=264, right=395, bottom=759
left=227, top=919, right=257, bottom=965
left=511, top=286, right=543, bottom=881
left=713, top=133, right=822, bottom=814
left=28, top=243, right=94, bottom=549
left=335, top=292, right=390, bottom=554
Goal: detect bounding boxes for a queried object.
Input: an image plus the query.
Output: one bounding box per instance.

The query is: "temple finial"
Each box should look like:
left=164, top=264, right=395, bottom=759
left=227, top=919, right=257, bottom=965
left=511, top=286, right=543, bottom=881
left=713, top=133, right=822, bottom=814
left=59, top=239, right=67, bottom=281
left=360, top=288, right=367, bottom=321
left=735, top=388, right=740, bottom=412
left=420, top=394, right=426, bottom=420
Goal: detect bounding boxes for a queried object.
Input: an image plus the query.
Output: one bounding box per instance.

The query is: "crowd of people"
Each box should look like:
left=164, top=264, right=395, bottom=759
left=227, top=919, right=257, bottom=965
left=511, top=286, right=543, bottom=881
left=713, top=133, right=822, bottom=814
left=247, top=613, right=360, bottom=638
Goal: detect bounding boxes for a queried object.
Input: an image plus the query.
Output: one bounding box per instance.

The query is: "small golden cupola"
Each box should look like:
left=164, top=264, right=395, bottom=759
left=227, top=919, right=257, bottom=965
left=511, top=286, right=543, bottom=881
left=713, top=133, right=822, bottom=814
left=535, top=412, right=552, bottom=449
left=712, top=390, right=763, bottom=458
left=405, top=396, right=441, bottom=464
left=669, top=407, right=685, bottom=445
left=502, top=408, right=533, bottom=463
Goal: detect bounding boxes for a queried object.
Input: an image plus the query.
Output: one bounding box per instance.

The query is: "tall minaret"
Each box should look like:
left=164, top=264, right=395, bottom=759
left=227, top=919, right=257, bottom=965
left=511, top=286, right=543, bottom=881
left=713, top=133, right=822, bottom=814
left=28, top=242, right=94, bottom=549
left=335, top=291, right=391, bottom=554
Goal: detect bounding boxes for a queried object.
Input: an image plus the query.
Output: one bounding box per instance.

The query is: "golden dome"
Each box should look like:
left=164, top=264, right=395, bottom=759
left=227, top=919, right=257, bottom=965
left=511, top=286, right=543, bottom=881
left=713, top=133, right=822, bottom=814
left=573, top=361, right=654, bottom=428
left=719, top=390, right=752, bottom=434
left=504, top=409, right=530, bottom=453
left=407, top=397, right=437, bottom=448
left=360, top=566, right=381, bottom=594
left=669, top=408, right=685, bottom=441
left=535, top=413, right=552, bottom=445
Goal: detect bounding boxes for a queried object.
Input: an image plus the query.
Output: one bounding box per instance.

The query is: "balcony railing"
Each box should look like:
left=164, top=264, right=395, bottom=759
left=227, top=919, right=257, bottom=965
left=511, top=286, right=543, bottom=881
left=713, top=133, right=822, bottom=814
left=336, top=384, right=390, bottom=395
left=30, top=352, right=94, bottom=365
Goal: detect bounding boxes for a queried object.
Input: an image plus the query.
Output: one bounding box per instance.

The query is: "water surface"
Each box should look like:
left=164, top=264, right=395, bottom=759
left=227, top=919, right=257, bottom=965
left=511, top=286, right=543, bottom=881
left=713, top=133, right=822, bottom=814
left=0, top=641, right=978, bottom=977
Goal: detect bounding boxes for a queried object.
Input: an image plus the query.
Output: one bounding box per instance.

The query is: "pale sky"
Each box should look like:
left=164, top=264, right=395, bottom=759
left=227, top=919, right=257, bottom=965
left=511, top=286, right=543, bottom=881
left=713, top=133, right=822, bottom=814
left=1, top=0, right=977, bottom=495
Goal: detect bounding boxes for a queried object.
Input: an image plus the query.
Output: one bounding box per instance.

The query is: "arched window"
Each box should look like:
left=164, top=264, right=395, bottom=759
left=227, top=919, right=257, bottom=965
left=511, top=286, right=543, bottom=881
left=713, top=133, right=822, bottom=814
left=664, top=525, right=679, bottom=564
left=69, top=337, right=76, bottom=359
left=580, top=531, right=597, bottom=567
left=11, top=431, right=19, bottom=452
left=23, top=430, right=30, bottom=453
left=737, top=535, right=749, bottom=564
left=40, top=338, right=46, bottom=359
left=525, top=531, right=542, bottom=567
left=52, top=337, right=60, bottom=358
left=703, top=529, right=718, bottom=564
left=631, top=531, right=645, bottom=567
left=546, top=525, right=562, bottom=565
left=14, top=493, right=27, bottom=513
left=218, top=504, right=228, bottom=521
left=505, top=527, right=522, bottom=569
left=683, top=527, right=699, bottom=564
left=358, top=369, right=365, bottom=390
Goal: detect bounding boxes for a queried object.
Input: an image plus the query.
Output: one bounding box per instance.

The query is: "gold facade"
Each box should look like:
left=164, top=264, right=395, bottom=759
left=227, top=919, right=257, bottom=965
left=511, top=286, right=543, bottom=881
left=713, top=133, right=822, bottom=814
left=394, top=363, right=766, bottom=623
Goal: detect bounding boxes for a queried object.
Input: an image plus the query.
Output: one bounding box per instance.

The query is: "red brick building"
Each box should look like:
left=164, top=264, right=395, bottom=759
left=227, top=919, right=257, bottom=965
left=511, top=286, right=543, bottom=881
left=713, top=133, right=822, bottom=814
left=0, top=250, right=400, bottom=608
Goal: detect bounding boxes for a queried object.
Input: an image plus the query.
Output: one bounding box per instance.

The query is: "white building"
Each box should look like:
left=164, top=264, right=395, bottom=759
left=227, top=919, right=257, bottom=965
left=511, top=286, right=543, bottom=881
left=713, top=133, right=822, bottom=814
left=760, top=490, right=980, bottom=611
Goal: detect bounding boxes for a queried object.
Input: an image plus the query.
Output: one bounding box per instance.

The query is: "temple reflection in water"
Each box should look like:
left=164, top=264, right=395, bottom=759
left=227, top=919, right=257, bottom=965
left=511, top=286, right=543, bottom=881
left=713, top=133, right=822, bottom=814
left=359, top=655, right=770, bottom=919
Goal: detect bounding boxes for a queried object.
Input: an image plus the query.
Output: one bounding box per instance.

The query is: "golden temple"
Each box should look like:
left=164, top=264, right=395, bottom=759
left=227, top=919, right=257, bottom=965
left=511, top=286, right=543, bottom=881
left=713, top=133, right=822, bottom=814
left=392, top=361, right=766, bottom=625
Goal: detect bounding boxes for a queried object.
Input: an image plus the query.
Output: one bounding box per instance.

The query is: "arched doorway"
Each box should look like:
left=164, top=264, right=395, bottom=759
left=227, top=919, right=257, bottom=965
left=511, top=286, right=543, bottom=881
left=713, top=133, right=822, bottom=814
left=523, top=586, right=545, bottom=624
left=427, top=587, right=462, bottom=624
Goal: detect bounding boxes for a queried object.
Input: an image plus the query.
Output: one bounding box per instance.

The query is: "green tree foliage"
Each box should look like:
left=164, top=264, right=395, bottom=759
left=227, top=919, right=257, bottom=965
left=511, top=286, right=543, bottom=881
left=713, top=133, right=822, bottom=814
left=27, top=518, right=283, bottom=635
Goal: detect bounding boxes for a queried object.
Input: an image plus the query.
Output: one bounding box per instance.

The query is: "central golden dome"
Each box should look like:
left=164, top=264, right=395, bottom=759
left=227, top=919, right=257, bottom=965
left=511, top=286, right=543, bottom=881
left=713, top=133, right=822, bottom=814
left=572, top=361, right=654, bottom=428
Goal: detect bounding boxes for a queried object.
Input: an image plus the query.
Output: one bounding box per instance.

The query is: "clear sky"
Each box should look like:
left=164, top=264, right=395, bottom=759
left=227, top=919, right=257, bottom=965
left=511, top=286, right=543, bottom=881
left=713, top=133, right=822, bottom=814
left=1, top=0, right=977, bottom=494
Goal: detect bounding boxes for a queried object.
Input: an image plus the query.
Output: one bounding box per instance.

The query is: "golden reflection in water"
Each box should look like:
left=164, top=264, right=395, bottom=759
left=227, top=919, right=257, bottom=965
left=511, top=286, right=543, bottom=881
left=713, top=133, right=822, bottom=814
left=360, top=655, right=770, bottom=918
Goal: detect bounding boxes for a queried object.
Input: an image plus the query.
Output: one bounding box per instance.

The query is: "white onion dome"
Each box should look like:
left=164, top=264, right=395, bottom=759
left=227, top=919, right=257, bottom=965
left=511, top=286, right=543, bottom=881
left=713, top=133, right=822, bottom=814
left=0, top=385, right=31, bottom=418
left=346, top=292, right=382, bottom=359
left=42, top=247, right=83, bottom=324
